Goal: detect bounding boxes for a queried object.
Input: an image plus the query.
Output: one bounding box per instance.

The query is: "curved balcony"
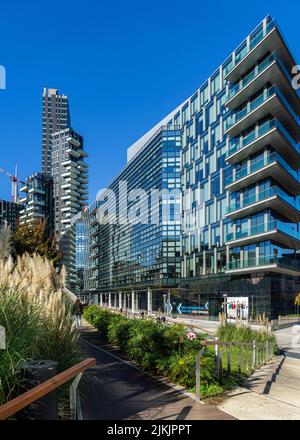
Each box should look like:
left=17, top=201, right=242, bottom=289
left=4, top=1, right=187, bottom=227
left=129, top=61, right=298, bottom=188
left=225, top=22, right=296, bottom=83
left=226, top=220, right=300, bottom=249
left=226, top=254, right=300, bottom=276
left=226, top=186, right=300, bottom=222
left=226, top=119, right=300, bottom=168
left=225, top=86, right=300, bottom=140
left=225, top=152, right=300, bottom=195
left=226, top=52, right=300, bottom=113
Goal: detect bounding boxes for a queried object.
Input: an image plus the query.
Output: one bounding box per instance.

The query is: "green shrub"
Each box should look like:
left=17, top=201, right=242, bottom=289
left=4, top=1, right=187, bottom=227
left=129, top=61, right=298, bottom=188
left=107, top=316, right=133, bottom=350
left=83, top=306, right=275, bottom=399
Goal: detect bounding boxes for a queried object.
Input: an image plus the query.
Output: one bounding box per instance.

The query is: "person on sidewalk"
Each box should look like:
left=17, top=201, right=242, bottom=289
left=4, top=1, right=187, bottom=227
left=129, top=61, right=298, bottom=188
left=72, top=298, right=83, bottom=328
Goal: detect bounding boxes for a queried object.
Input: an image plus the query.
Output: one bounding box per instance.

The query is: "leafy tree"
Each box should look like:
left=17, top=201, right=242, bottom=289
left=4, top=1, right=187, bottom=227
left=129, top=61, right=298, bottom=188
left=12, top=219, right=61, bottom=265
left=295, top=293, right=300, bottom=306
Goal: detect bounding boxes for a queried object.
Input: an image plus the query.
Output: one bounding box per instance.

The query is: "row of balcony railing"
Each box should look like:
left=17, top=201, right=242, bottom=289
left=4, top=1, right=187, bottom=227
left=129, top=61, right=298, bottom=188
left=227, top=185, right=300, bottom=214
left=226, top=219, right=300, bottom=242
left=231, top=21, right=275, bottom=69
left=225, top=151, right=300, bottom=186
left=227, top=254, right=300, bottom=271
left=228, top=52, right=296, bottom=100
left=227, top=118, right=299, bottom=158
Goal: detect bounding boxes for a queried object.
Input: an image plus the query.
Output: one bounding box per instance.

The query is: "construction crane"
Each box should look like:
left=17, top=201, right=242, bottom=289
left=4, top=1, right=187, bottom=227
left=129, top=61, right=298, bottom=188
left=0, top=165, right=26, bottom=204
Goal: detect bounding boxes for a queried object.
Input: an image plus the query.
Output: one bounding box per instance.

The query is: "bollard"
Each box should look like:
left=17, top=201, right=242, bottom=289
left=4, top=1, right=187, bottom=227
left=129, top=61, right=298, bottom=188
left=195, top=346, right=205, bottom=401
left=252, top=340, right=256, bottom=367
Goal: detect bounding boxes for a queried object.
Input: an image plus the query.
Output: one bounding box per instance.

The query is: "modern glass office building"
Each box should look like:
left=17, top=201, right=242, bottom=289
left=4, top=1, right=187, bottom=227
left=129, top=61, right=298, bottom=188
left=60, top=211, right=90, bottom=298
left=89, top=15, right=300, bottom=318
left=89, top=126, right=181, bottom=310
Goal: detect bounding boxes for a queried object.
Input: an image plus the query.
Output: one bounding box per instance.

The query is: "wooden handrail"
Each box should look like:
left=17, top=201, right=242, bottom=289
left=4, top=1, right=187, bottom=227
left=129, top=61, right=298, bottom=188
left=0, top=357, right=96, bottom=420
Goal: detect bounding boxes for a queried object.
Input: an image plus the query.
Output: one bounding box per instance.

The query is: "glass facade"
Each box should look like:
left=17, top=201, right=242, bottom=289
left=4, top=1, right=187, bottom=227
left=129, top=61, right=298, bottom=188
left=60, top=212, right=90, bottom=298
left=89, top=126, right=181, bottom=295
left=88, top=15, right=300, bottom=318
left=0, top=200, right=22, bottom=232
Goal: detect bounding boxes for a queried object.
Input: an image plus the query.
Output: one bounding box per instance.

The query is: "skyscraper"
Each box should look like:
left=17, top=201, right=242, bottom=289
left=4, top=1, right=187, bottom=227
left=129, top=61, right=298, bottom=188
left=19, top=173, right=54, bottom=230
left=0, top=199, right=22, bottom=232
left=42, top=88, right=70, bottom=176
left=51, top=128, right=88, bottom=238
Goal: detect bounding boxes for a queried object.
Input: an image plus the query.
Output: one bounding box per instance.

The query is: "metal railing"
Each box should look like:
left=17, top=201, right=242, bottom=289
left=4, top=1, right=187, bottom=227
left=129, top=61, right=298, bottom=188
left=195, top=338, right=277, bottom=401
left=225, top=151, right=300, bottom=187
left=228, top=118, right=300, bottom=158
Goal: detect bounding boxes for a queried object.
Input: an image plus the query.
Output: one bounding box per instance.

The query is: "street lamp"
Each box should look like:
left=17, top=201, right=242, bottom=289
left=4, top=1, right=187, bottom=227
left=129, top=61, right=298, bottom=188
left=223, top=294, right=228, bottom=322
left=250, top=295, right=254, bottom=322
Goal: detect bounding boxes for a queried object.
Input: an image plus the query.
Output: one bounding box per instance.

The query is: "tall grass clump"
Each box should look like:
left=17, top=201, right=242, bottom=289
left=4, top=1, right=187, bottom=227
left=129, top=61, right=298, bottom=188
left=0, top=250, right=79, bottom=404
left=217, top=322, right=276, bottom=345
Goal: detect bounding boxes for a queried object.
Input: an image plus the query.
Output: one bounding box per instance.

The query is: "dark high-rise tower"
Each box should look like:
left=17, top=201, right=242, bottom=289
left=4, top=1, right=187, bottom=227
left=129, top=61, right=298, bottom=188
left=42, top=87, right=71, bottom=175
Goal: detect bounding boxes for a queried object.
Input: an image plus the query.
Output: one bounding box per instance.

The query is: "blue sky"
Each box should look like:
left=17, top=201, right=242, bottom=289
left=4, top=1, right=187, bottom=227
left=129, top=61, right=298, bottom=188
left=1, top=0, right=300, bottom=202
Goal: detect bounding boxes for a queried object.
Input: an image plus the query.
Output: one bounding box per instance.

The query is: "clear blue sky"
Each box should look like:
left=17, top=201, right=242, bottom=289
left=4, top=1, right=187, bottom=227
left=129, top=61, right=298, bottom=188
left=1, top=0, right=300, bottom=202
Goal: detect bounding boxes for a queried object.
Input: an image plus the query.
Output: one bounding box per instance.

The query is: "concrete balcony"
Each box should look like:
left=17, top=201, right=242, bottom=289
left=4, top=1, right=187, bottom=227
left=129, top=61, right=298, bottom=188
left=226, top=254, right=300, bottom=276
left=226, top=52, right=300, bottom=113
left=226, top=119, right=300, bottom=168
left=226, top=220, right=300, bottom=249
left=225, top=86, right=300, bottom=141
left=225, top=152, right=300, bottom=195
left=28, top=188, right=45, bottom=195
left=67, top=148, right=81, bottom=158
left=77, top=149, right=88, bottom=158
left=66, top=136, right=81, bottom=147
left=225, top=23, right=295, bottom=83
left=226, top=186, right=300, bottom=222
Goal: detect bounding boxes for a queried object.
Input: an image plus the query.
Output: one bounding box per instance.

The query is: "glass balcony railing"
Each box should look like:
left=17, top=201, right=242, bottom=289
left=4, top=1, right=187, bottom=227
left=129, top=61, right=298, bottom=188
left=225, top=151, right=300, bottom=186
left=227, top=254, right=300, bottom=271
left=231, top=21, right=276, bottom=69
left=227, top=118, right=300, bottom=157
left=227, top=185, right=300, bottom=214
left=228, top=53, right=276, bottom=99
left=228, top=52, right=297, bottom=100
left=226, top=219, right=300, bottom=242
left=225, top=86, right=300, bottom=132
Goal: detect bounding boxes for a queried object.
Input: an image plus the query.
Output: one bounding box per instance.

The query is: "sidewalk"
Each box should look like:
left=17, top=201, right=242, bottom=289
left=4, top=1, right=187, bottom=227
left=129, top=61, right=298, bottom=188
left=218, top=354, right=300, bottom=420
left=78, top=319, right=236, bottom=420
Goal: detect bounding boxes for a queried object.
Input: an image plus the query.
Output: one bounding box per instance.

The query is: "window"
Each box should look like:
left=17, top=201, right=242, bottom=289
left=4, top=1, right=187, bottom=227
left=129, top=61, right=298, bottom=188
left=211, top=72, right=220, bottom=96
left=191, top=94, right=199, bottom=115
left=200, top=83, right=209, bottom=106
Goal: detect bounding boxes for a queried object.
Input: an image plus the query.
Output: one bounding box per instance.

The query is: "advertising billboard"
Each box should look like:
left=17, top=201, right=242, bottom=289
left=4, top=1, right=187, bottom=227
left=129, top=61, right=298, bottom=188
left=227, top=297, right=249, bottom=322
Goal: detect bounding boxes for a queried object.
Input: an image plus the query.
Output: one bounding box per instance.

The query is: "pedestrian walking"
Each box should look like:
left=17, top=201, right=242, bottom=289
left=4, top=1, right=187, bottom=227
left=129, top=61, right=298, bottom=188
left=72, top=298, right=83, bottom=328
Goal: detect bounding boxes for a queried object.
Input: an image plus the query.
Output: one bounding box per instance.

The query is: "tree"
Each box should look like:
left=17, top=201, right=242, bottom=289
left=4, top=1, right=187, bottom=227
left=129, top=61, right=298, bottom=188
left=295, top=293, right=300, bottom=306
left=12, top=219, right=61, bottom=265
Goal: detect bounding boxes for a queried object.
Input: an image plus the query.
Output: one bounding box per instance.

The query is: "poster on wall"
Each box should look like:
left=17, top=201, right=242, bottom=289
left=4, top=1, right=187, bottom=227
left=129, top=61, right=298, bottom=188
left=226, top=297, right=249, bottom=322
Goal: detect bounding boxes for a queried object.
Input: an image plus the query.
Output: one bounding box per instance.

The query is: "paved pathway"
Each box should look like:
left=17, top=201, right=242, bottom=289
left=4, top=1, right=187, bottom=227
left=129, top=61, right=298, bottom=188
left=218, top=354, right=300, bottom=420
left=78, top=321, right=235, bottom=420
